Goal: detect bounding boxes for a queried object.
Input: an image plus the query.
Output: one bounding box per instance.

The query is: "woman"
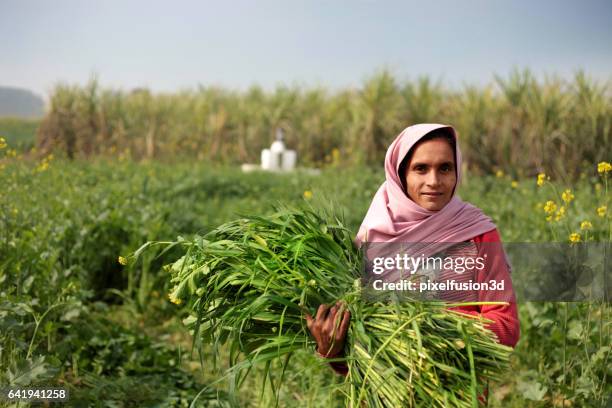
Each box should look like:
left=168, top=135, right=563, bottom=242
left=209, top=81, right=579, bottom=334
left=305, top=123, right=520, bottom=379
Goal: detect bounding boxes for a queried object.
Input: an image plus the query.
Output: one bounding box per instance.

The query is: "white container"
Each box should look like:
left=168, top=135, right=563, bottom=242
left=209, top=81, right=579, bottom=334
left=282, top=150, right=296, bottom=171
left=241, top=163, right=259, bottom=173
left=270, top=150, right=280, bottom=170
left=270, top=139, right=285, bottom=154
left=261, top=149, right=271, bottom=170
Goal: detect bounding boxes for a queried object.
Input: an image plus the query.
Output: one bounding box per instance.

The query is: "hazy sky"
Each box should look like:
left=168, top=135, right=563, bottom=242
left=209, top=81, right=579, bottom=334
left=2, top=0, right=611, bottom=99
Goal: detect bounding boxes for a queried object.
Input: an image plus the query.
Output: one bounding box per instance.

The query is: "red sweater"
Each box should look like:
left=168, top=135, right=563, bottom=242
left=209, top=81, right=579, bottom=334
left=326, top=228, right=520, bottom=376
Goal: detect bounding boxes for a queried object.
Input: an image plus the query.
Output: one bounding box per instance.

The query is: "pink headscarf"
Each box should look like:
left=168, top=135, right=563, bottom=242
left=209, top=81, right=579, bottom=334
left=355, top=123, right=496, bottom=247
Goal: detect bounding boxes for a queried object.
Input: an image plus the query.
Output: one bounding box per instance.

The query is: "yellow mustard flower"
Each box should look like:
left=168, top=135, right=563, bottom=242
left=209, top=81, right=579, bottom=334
left=546, top=215, right=553, bottom=222
left=597, top=161, right=611, bottom=174
left=561, top=189, right=574, bottom=203
left=303, top=190, right=313, bottom=200
left=536, top=173, right=546, bottom=187
left=36, top=161, right=49, bottom=172
left=118, top=256, right=128, bottom=265
left=511, top=181, right=518, bottom=188
left=597, top=205, right=607, bottom=217
left=331, top=148, right=340, bottom=163
left=0, top=137, right=6, bottom=149
left=168, top=292, right=182, bottom=305
left=580, top=220, right=592, bottom=230
left=543, top=200, right=557, bottom=214
left=555, top=206, right=566, bottom=222
left=569, top=233, right=581, bottom=243
left=495, top=170, right=504, bottom=178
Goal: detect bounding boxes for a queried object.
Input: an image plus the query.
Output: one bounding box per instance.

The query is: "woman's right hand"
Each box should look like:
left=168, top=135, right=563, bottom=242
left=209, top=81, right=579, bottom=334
left=305, top=301, right=351, bottom=358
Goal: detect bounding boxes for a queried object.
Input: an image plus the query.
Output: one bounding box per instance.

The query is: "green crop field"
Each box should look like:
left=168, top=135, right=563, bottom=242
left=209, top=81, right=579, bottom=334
left=0, top=118, right=39, bottom=152
left=0, top=152, right=609, bottom=406
left=0, top=73, right=610, bottom=407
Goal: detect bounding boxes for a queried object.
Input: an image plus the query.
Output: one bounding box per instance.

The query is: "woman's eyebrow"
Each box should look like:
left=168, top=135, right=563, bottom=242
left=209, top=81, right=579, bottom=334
left=411, top=160, right=454, bottom=167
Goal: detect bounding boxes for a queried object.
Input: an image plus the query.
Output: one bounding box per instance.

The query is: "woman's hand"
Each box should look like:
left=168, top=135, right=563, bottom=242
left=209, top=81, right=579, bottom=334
left=305, top=301, right=351, bottom=358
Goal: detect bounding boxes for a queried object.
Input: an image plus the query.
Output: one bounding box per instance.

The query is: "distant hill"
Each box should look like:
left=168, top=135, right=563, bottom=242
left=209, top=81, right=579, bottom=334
left=0, top=86, right=45, bottom=118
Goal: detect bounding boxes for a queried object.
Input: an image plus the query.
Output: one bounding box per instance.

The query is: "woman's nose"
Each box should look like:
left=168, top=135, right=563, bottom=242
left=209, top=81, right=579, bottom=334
left=426, top=171, right=441, bottom=186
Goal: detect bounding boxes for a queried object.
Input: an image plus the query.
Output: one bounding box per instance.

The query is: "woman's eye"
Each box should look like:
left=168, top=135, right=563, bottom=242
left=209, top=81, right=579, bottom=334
left=441, top=165, right=452, bottom=173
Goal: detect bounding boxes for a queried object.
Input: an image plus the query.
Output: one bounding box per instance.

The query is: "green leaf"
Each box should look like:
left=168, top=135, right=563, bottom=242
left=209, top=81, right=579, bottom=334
left=517, top=378, right=547, bottom=401
left=7, top=356, right=56, bottom=386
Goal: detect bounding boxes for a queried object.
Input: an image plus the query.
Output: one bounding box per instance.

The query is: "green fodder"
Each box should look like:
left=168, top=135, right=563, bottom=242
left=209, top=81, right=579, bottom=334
left=136, top=207, right=512, bottom=407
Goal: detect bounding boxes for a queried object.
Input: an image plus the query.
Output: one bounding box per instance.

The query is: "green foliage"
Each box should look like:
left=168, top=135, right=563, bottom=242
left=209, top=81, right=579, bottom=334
left=35, top=70, right=611, bottom=179
left=153, top=208, right=511, bottom=407
left=0, top=117, right=40, bottom=151
left=0, top=158, right=610, bottom=406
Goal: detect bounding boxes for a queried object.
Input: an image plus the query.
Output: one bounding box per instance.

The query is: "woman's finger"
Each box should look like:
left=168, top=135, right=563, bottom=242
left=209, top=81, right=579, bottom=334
left=324, top=305, right=339, bottom=332
left=328, top=304, right=338, bottom=321
left=338, top=310, right=351, bottom=340
left=315, top=304, right=330, bottom=321
left=305, top=313, right=313, bottom=329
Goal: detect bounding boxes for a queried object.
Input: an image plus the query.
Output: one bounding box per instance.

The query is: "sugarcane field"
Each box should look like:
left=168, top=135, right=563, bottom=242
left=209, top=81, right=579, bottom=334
left=1, top=2, right=611, bottom=407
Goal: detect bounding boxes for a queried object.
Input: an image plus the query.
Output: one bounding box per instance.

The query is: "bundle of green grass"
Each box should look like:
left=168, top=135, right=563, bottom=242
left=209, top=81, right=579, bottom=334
left=157, top=208, right=511, bottom=407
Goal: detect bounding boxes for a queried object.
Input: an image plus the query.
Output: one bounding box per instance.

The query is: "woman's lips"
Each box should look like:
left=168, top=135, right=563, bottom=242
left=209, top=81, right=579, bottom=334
left=421, top=192, right=443, bottom=198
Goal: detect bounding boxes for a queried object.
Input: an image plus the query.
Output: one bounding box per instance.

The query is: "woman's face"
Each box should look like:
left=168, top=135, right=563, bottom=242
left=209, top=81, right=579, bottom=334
left=403, top=138, right=456, bottom=211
